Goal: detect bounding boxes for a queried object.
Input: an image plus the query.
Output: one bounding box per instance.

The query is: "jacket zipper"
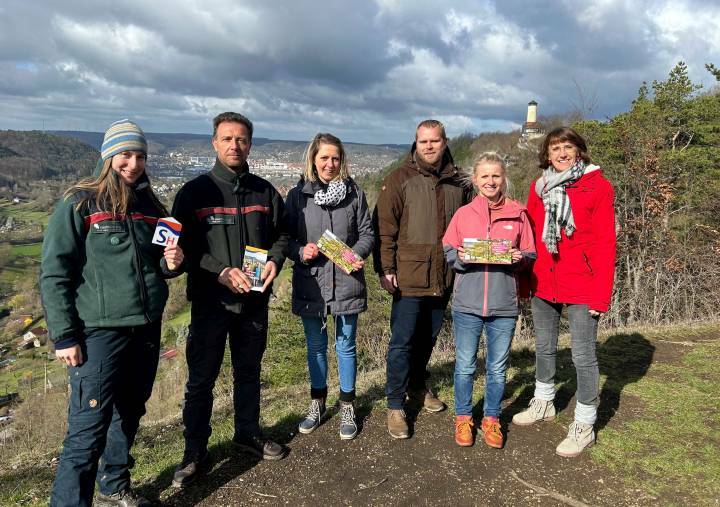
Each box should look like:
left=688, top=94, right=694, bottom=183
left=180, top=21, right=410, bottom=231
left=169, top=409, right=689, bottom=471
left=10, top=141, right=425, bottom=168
left=126, top=215, right=151, bottom=322
left=483, top=215, right=490, bottom=316
left=235, top=193, right=247, bottom=266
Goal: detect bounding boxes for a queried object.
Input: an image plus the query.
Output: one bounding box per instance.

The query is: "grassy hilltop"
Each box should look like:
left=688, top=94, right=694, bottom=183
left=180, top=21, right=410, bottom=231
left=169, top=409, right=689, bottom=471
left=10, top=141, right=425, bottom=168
left=0, top=62, right=718, bottom=505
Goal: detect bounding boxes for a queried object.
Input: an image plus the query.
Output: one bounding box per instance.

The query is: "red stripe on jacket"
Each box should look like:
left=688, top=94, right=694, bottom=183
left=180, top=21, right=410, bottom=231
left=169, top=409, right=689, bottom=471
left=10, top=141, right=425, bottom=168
left=195, top=205, right=270, bottom=219
left=84, top=212, right=158, bottom=231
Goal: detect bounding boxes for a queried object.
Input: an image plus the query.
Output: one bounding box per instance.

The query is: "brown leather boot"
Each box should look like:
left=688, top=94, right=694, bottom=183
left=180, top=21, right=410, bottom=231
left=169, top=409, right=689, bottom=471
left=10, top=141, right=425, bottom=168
left=387, top=408, right=410, bottom=439
left=408, top=388, right=446, bottom=412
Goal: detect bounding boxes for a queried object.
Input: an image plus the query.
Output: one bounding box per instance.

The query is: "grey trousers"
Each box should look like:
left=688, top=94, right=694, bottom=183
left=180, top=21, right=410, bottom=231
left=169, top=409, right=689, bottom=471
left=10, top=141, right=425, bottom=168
left=531, top=296, right=600, bottom=406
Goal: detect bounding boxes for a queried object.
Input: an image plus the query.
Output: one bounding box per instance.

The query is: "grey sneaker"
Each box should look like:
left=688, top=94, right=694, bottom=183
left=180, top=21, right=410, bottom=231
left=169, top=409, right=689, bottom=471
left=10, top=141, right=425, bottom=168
left=339, top=401, right=358, bottom=440
left=298, top=398, right=326, bottom=434
left=556, top=421, right=595, bottom=457
left=96, top=488, right=151, bottom=506
left=512, top=397, right=556, bottom=426
left=387, top=408, right=410, bottom=439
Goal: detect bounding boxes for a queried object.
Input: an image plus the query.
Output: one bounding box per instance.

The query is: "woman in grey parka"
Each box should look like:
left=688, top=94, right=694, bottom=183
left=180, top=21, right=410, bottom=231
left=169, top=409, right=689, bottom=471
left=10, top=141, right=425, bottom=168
left=285, top=133, right=374, bottom=440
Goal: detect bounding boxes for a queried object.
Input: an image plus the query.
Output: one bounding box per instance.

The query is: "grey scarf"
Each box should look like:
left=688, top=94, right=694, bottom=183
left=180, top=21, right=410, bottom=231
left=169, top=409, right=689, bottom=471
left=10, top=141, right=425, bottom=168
left=535, top=160, right=598, bottom=253
left=314, top=179, right=347, bottom=207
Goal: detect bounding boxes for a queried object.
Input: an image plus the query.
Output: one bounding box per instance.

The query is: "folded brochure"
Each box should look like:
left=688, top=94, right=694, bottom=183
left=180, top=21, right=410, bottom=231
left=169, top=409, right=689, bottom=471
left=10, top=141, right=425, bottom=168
left=242, top=246, right=268, bottom=291
left=317, top=230, right=358, bottom=274
left=462, top=238, right=512, bottom=264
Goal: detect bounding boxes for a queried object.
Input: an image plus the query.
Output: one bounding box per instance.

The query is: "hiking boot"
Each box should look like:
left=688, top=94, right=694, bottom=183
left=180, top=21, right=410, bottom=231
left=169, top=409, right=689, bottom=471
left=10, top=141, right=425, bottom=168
left=387, top=408, right=410, bottom=439
left=454, top=415, right=474, bottom=447
left=511, top=398, right=556, bottom=426
left=408, top=388, right=446, bottom=413
left=481, top=416, right=504, bottom=449
left=556, top=421, right=595, bottom=457
left=171, top=449, right=208, bottom=488
left=298, top=398, right=326, bottom=435
left=339, top=401, right=358, bottom=440
left=233, top=434, right=287, bottom=461
left=97, top=488, right=151, bottom=506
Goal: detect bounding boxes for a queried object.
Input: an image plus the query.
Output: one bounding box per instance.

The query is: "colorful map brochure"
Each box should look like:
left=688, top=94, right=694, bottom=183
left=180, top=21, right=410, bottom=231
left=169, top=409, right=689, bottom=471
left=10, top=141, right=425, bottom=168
left=462, top=238, right=512, bottom=264
left=317, top=230, right=358, bottom=275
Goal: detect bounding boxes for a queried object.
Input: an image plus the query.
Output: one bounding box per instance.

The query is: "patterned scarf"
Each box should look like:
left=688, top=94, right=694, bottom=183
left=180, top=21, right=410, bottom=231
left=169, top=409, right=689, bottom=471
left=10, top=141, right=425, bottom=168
left=534, top=160, right=595, bottom=253
left=314, top=179, right=347, bottom=207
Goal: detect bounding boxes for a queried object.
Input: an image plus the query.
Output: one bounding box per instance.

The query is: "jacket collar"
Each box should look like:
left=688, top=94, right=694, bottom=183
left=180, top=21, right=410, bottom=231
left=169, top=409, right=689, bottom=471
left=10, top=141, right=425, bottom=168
left=407, top=145, right=459, bottom=181
left=568, top=166, right=602, bottom=188
left=211, top=158, right=249, bottom=184
left=469, top=194, right=526, bottom=220
left=298, top=177, right=353, bottom=196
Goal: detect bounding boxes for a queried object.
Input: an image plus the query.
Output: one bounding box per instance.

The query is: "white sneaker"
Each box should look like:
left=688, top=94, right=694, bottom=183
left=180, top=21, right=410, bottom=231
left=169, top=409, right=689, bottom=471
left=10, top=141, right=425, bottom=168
left=556, top=421, right=595, bottom=457
left=512, top=398, right=556, bottom=426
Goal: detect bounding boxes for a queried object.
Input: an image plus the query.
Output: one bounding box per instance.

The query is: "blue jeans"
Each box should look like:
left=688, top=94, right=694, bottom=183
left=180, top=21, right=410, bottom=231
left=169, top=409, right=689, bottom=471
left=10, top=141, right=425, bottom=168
left=302, top=314, right=358, bottom=401
left=386, top=294, right=449, bottom=409
left=532, top=296, right=600, bottom=406
left=50, top=322, right=160, bottom=507
left=453, top=311, right=517, bottom=417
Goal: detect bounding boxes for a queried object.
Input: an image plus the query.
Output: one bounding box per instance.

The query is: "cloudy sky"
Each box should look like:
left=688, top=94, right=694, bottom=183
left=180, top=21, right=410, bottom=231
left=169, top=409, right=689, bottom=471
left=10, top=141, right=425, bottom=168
left=1, top=0, right=718, bottom=144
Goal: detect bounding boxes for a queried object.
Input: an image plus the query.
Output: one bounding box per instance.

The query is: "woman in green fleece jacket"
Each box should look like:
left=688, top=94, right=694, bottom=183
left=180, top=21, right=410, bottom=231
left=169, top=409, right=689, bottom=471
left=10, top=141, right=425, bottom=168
left=41, top=120, right=183, bottom=507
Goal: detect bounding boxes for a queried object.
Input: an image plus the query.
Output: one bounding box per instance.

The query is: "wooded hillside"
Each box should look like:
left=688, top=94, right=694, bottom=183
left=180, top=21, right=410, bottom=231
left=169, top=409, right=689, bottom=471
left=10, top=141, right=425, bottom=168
left=0, top=131, right=98, bottom=185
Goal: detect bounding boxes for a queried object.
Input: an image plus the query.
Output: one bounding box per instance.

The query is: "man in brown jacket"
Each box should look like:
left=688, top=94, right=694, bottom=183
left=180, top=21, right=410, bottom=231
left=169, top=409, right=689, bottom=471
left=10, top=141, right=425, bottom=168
left=373, top=119, right=471, bottom=438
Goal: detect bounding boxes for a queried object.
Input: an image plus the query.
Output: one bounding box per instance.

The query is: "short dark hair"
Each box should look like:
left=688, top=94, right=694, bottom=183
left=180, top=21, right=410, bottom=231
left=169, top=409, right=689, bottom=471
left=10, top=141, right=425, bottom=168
left=538, top=126, right=592, bottom=169
left=415, top=119, right=447, bottom=141
left=212, top=112, right=253, bottom=140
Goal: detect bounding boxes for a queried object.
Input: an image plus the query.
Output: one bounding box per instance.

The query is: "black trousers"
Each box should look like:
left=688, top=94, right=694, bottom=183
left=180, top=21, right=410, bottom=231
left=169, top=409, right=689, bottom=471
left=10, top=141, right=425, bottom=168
left=182, top=302, right=268, bottom=453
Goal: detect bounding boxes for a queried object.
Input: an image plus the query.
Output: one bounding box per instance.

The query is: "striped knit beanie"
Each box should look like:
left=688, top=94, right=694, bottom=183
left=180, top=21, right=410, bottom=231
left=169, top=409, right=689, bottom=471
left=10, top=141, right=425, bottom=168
left=101, top=119, right=148, bottom=161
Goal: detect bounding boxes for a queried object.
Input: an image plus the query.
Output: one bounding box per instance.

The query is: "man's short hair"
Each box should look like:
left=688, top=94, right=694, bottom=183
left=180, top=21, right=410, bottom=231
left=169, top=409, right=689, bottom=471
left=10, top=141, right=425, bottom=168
left=212, top=112, right=254, bottom=140
left=415, top=119, right=447, bottom=141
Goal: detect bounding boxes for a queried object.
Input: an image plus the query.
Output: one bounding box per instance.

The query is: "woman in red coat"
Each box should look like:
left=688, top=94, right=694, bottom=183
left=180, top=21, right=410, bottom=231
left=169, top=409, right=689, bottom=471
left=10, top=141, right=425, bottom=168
left=512, top=127, right=616, bottom=457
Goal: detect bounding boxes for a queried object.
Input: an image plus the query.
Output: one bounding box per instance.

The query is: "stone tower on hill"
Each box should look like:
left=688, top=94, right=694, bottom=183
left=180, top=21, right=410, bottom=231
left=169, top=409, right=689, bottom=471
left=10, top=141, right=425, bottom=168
left=520, top=100, right=545, bottom=143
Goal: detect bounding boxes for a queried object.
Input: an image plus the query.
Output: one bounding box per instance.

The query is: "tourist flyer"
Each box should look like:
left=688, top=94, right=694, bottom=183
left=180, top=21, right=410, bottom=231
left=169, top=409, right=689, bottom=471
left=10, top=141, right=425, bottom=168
left=317, top=230, right=358, bottom=274
left=462, top=238, right=512, bottom=264
left=242, top=246, right=268, bottom=291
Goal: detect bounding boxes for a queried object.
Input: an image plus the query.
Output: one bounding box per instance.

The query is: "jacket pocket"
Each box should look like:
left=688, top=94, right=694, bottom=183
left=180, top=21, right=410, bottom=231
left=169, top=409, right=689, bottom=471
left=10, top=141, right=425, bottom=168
left=582, top=251, right=594, bottom=275
left=69, top=361, right=102, bottom=414
left=292, top=266, right=323, bottom=309
left=396, top=246, right=431, bottom=289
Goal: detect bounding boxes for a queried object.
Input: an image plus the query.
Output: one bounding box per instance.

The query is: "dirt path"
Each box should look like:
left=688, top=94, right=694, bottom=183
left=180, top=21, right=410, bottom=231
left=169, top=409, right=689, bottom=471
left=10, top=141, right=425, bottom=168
left=153, top=331, right=713, bottom=506
left=160, top=401, right=646, bottom=506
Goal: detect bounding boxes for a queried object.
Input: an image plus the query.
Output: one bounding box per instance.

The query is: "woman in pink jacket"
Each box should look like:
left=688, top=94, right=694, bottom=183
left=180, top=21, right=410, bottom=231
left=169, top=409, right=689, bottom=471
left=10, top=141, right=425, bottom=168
left=443, top=152, right=535, bottom=449
left=512, top=127, right=616, bottom=458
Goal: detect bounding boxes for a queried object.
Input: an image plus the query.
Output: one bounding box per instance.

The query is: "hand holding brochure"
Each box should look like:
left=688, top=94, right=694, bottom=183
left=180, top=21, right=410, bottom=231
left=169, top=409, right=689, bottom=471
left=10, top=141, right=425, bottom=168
left=317, top=230, right=358, bottom=275
left=462, top=238, right=512, bottom=264
left=152, top=217, right=182, bottom=246
left=242, top=246, right=268, bottom=291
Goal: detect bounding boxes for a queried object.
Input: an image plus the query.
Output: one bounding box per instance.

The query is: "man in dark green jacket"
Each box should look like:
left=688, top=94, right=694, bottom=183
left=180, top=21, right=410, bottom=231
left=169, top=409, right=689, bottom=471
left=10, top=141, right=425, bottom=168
left=171, top=112, right=289, bottom=487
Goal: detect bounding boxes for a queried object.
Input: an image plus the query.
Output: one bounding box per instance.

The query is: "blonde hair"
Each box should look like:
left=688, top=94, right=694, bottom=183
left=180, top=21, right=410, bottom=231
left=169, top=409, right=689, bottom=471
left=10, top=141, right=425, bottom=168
left=472, top=151, right=512, bottom=197
left=65, top=157, right=167, bottom=216
left=303, top=133, right=349, bottom=182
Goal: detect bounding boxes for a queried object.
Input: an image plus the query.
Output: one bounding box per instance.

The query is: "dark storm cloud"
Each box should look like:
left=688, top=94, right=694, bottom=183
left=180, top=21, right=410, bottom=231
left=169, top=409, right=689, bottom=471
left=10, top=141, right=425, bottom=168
left=0, top=0, right=717, bottom=143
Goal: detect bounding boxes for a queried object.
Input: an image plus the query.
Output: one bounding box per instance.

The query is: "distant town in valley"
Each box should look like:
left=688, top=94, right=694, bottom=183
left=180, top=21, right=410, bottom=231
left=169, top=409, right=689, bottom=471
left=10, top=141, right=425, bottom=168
left=47, top=131, right=409, bottom=197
